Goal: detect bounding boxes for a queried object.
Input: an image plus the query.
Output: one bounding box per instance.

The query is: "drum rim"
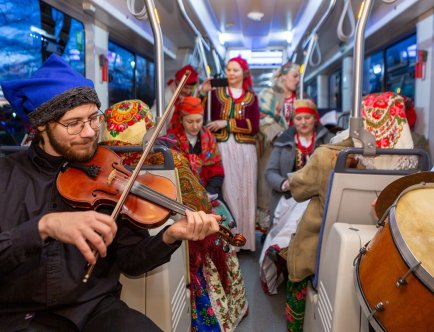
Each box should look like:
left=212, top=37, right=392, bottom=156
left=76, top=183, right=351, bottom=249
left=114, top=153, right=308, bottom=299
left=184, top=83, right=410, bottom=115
left=389, top=183, right=434, bottom=293
left=354, top=256, right=387, bottom=332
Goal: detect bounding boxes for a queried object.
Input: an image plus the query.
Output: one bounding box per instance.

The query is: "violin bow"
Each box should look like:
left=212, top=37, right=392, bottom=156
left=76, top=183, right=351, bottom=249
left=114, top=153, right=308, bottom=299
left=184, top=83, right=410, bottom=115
left=83, top=71, right=192, bottom=283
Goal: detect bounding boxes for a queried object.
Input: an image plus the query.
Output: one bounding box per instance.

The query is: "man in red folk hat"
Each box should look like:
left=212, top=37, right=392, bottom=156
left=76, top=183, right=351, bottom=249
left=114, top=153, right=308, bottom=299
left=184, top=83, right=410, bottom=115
left=151, top=64, right=199, bottom=129
left=0, top=54, right=220, bottom=331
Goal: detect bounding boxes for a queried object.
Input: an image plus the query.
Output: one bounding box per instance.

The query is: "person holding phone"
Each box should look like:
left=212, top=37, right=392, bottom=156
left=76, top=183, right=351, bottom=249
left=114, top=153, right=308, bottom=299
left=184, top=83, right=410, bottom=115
left=199, top=56, right=260, bottom=251
left=150, top=64, right=199, bottom=129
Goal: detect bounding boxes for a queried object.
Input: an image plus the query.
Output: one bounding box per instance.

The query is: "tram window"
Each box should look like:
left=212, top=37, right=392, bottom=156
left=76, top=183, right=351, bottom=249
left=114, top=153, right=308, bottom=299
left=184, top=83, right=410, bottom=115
left=108, top=41, right=155, bottom=108
left=135, top=55, right=155, bottom=107
left=108, top=42, right=135, bottom=106
left=329, top=70, right=342, bottom=110
left=0, top=0, right=85, bottom=145
left=305, top=80, right=318, bottom=105
left=363, top=51, right=384, bottom=95
left=385, top=34, right=416, bottom=100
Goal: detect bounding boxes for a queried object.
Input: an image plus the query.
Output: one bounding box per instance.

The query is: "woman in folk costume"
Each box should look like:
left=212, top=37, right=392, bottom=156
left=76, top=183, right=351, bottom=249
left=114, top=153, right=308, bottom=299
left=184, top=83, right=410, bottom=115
left=284, top=92, right=417, bottom=332
left=260, top=99, right=333, bottom=296
left=167, top=96, right=227, bottom=206
left=166, top=96, right=249, bottom=331
left=101, top=99, right=248, bottom=332
left=200, top=56, right=260, bottom=251
left=257, top=61, right=301, bottom=233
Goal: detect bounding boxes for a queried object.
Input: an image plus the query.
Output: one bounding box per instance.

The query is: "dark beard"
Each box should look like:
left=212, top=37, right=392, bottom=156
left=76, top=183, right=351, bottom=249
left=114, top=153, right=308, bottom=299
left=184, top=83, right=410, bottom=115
left=45, top=126, right=98, bottom=162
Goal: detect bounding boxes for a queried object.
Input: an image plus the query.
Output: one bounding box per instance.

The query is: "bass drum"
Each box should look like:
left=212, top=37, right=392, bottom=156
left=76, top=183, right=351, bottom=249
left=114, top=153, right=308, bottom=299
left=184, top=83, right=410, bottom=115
left=355, top=183, right=434, bottom=331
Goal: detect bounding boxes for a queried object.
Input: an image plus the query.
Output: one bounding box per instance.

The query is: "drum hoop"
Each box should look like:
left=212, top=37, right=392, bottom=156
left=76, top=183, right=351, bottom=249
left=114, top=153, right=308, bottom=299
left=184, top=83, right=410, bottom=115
left=389, top=182, right=434, bottom=292
left=353, top=256, right=387, bottom=332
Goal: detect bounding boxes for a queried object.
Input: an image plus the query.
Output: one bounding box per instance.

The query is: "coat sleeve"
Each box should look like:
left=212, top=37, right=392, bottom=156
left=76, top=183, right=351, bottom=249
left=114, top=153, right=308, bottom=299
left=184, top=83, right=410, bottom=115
left=265, top=145, right=287, bottom=193
left=114, top=220, right=181, bottom=276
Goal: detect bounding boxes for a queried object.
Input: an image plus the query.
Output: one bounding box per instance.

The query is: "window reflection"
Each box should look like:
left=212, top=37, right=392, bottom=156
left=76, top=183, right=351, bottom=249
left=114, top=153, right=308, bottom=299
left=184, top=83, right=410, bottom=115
left=385, top=34, right=416, bottom=100
left=362, top=34, right=416, bottom=100
left=363, top=51, right=384, bottom=95
left=108, top=41, right=155, bottom=107
left=0, top=0, right=85, bottom=145
left=108, top=42, right=135, bottom=106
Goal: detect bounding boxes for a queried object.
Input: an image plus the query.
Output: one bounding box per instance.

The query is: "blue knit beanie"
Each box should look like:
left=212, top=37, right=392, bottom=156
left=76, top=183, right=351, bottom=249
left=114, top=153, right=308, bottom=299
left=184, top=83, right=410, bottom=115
left=1, top=54, right=100, bottom=127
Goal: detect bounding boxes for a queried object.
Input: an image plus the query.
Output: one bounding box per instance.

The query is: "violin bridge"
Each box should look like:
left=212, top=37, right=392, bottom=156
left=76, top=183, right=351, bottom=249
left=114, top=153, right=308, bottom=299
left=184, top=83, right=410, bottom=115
left=107, top=169, right=116, bottom=185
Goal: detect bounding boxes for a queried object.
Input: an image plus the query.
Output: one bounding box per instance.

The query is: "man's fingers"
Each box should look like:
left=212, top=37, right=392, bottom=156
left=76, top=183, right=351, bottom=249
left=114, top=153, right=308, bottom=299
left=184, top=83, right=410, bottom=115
left=92, top=222, right=115, bottom=246
left=192, top=211, right=205, bottom=240
left=75, top=237, right=97, bottom=265
left=82, top=228, right=107, bottom=258
left=185, top=210, right=196, bottom=236
left=93, top=212, right=117, bottom=235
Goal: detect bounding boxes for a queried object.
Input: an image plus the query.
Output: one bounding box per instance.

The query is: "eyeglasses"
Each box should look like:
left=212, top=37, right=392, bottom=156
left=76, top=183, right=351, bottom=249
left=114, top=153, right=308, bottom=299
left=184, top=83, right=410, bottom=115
left=56, top=112, right=105, bottom=135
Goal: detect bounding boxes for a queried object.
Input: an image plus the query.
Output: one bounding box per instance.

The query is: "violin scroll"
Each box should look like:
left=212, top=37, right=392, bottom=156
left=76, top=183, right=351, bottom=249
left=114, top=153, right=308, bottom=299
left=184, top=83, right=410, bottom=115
left=214, top=218, right=246, bottom=252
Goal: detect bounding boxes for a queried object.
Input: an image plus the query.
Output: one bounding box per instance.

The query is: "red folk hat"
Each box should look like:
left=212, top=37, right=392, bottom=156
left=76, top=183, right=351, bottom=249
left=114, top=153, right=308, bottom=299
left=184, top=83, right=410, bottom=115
left=175, top=65, right=199, bottom=85
left=179, top=96, right=204, bottom=116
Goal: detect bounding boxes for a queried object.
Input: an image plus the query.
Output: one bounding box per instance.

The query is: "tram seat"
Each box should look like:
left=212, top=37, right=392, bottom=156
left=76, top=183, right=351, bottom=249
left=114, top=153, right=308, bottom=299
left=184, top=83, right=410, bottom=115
left=319, top=109, right=347, bottom=133
left=303, top=147, right=430, bottom=332
left=120, top=169, right=190, bottom=332
left=116, top=145, right=191, bottom=332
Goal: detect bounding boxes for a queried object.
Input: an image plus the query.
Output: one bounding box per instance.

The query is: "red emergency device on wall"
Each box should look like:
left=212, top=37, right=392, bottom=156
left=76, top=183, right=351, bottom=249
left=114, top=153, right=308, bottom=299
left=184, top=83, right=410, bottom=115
left=99, top=54, right=108, bottom=82
left=415, top=50, right=427, bottom=80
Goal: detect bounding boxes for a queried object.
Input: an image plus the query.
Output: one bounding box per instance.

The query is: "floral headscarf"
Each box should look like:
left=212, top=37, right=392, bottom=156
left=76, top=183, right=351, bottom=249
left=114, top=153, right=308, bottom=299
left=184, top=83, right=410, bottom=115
left=100, top=99, right=155, bottom=165
left=357, top=92, right=416, bottom=170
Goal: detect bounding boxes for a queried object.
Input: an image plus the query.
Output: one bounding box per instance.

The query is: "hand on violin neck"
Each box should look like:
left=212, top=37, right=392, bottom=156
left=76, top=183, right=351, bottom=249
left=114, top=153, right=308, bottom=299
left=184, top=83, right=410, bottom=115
left=162, top=210, right=221, bottom=244
left=38, top=211, right=117, bottom=264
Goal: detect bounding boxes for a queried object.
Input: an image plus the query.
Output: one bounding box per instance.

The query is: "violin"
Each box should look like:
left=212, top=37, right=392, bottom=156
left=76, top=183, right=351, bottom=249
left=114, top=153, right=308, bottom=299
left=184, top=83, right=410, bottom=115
left=57, top=146, right=246, bottom=247
left=57, top=70, right=245, bottom=283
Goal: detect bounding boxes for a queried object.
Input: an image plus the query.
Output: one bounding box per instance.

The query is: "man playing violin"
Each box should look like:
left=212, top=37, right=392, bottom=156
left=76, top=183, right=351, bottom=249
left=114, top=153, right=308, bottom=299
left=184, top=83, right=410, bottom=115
left=0, top=54, right=220, bottom=331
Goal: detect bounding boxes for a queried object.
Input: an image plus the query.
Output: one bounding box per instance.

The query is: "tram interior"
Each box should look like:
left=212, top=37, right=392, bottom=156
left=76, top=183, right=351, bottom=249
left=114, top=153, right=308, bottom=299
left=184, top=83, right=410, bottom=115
left=1, top=0, right=434, bottom=331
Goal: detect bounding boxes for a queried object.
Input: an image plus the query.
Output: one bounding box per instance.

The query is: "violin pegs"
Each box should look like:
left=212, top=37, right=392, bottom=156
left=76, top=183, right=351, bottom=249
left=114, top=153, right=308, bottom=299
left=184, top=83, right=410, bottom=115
left=220, top=214, right=227, bottom=221
left=233, top=234, right=247, bottom=247
left=214, top=237, right=222, bottom=247
left=222, top=243, right=230, bottom=253
left=227, top=220, right=236, bottom=229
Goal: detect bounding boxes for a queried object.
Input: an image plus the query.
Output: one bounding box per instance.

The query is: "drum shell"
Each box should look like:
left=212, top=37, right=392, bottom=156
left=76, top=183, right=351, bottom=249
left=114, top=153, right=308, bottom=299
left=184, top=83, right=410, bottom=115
left=356, top=219, right=434, bottom=331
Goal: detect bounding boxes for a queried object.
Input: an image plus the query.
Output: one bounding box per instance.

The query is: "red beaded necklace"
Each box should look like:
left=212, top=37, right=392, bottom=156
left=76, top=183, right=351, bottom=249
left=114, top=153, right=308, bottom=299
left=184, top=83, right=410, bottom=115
left=227, top=87, right=245, bottom=104
left=296, top=132, right=316, bottom=156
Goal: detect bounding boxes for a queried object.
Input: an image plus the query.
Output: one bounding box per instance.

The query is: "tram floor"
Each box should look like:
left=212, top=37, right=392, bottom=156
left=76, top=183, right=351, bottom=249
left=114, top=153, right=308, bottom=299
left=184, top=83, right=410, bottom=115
left=235, top=232, right=287, bottom=332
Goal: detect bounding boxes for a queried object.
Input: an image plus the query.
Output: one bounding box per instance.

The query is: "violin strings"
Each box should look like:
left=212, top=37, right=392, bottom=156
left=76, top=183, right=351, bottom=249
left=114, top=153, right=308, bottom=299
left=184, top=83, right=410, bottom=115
left=109, top=173, right=233, bottom=245
left=111, top=173, right=190, bottom=215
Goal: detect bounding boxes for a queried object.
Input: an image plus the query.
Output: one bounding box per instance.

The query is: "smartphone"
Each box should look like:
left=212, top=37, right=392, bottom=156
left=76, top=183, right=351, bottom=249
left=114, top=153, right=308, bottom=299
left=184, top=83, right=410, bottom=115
left=210, top=78, right=228, bottom=87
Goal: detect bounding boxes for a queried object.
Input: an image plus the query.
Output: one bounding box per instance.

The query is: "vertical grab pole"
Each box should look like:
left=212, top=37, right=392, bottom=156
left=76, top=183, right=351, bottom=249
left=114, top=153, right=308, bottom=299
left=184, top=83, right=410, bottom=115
left=349, top=0, right=376, bottom=154
left=300, top=34, right=317, bottom=100
left=176, top=0, right=213, bottom=121
left=196, top=38, right=212, bottom=121
left=144, top=0, right=164, bottom=120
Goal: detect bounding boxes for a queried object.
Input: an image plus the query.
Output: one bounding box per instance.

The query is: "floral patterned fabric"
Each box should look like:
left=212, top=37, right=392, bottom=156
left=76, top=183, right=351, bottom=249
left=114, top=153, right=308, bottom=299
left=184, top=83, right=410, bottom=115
left=167, top=126, right=224, bottom=187
left=361, top=91, right=407, bottom=149
left=285, top=278, right=308, bottom=332
left=191, top=268, right=221, bottom=332
left=101, top=99, right=154, bottom=144
left=191, top=252, right=248, bottom=332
